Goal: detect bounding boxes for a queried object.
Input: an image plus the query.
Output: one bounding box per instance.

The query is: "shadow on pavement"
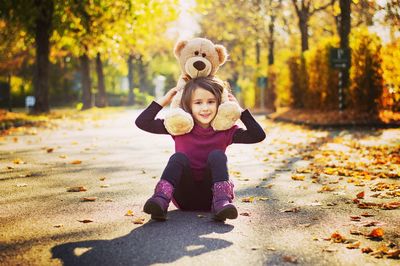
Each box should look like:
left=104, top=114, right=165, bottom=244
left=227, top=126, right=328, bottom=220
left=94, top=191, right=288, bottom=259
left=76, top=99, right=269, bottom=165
left=51, top=210, right=233, bottom=266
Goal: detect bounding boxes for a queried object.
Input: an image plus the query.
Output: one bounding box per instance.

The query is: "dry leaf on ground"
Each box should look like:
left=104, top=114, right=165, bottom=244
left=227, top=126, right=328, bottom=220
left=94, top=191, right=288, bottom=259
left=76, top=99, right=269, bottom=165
left=125, top=210, right=134, bottom=216
left=366, top=228, right=384, bottom=239
left=67, top=186, right=87, bottom=192
left=70, top=160, right=82, bottom=165
left=78, top=219, right=93, bottom=223
left=82, top=197, right=97, bottom=202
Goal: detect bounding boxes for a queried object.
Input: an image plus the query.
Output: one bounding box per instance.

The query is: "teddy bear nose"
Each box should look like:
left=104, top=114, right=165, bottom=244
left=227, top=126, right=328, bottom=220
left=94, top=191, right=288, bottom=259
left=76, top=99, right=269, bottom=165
left=193, top=61, right=206, bottom=71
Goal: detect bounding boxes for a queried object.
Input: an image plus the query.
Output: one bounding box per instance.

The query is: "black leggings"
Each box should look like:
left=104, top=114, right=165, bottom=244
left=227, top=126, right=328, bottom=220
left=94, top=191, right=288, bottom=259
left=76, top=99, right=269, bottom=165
left=160, top=150, right=229, bottom=211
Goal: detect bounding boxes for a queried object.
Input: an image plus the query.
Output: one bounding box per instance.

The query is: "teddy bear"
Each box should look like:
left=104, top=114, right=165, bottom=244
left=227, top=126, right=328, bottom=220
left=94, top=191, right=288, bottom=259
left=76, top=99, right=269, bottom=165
left=164, top=38, right=242, bottom=136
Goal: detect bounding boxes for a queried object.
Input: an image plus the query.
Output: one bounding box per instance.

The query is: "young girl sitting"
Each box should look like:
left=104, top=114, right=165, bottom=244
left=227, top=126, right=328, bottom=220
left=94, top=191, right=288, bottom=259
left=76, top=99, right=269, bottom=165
left=135, top=77, right=265, bottom=221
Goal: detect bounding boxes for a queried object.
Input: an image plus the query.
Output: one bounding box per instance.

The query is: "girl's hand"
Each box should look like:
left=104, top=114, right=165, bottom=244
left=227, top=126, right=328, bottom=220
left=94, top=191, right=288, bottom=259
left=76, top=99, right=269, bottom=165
left=156, top=87, right=178, bottom=107
left=228, top=93, right=244, bottom=112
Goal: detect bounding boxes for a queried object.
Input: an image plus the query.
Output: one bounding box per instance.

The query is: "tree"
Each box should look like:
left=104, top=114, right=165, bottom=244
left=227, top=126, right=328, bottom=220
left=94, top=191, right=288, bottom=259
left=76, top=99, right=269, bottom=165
left=291, top=0, right=335, bottom=52
left=0, top=0, right=56, bottom=113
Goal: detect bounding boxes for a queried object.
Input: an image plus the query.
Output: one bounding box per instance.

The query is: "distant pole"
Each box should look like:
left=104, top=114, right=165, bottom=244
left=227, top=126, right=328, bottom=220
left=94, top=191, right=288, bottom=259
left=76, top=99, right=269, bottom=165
left=338, top=70, right=344, bottom=111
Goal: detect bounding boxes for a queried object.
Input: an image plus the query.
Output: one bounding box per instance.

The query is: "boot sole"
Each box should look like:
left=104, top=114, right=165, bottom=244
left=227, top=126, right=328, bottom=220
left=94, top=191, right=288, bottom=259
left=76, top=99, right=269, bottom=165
left=213, top=205, right=238, bottom=221
left=143, top=201, right=167, bottom=221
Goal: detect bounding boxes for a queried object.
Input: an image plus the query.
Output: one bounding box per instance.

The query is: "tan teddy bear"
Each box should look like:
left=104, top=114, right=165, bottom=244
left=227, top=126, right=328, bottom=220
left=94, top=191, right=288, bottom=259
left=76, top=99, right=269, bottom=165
left=164, top=38, right=241, bottom=136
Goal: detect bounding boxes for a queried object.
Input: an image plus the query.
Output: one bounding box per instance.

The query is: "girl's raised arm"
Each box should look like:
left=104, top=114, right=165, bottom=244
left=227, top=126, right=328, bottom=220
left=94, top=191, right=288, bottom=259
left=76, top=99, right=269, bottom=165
left=135, top=88, right=178, bottom=135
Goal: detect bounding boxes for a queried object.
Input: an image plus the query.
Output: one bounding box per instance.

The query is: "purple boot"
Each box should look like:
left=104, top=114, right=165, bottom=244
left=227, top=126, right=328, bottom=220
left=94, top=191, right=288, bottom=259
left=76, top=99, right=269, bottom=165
left=143, top=180, right=173, bottom=221
left=212, top=181, right=238, bottom=221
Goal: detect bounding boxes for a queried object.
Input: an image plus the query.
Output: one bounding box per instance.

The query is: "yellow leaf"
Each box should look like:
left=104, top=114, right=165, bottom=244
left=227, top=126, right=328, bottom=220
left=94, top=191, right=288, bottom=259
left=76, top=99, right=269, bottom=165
left=292, top=174, right=305, bottom=181
left=133, top=217, right=145, bottom=224
left=241, top=197, right=255, bottom=203
left=125, top=210, right=134, bottom=216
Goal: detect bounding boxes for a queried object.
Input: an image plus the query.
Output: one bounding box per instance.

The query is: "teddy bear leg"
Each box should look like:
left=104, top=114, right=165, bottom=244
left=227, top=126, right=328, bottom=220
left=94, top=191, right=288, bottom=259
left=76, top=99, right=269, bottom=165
left=211, top=102, right=242, bottom=131
left=164, top=108, right=194, bottom=136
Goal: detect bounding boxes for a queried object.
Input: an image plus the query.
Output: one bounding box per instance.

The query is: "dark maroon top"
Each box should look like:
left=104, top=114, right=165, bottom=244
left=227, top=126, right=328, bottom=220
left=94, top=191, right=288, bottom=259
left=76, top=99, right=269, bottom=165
left=135, top=101, right=266, bottom=180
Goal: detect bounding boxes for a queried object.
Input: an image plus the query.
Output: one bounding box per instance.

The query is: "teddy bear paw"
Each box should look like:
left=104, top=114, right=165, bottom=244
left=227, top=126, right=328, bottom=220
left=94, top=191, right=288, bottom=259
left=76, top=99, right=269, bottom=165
left=211, top=102, right=241, bottom=131
left=164, top=108, right=194, bottom=136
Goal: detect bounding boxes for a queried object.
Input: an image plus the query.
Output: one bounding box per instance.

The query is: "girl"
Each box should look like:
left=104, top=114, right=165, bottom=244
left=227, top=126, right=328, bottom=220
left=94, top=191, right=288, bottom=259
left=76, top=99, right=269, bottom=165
left=135, top=77, right=265, bottom=221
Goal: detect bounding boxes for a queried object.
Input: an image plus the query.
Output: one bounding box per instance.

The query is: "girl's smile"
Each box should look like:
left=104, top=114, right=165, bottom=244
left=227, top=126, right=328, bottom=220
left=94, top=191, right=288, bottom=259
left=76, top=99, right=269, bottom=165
left=191, top=87, right=218, bottom=128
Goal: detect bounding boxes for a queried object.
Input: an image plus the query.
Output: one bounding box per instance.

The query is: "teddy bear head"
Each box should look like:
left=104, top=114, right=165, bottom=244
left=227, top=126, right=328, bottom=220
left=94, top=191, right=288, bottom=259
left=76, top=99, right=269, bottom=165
left=174, top=38, right=227, bottom=79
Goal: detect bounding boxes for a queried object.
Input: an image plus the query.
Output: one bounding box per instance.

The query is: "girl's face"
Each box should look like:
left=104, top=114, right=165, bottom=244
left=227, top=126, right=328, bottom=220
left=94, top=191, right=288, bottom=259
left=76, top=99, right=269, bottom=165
left=190, top=87, right=218, bottom=128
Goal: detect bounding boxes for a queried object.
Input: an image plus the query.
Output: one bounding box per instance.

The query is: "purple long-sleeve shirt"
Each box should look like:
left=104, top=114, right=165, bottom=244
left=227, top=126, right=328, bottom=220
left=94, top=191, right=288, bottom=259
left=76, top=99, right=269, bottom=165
left=135, top=101, right=266, bottom=180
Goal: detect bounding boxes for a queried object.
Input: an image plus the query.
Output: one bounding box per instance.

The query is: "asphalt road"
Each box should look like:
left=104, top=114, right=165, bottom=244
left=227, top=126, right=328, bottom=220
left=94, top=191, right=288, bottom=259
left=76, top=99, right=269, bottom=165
left=0, top=108, right=399, bottom=265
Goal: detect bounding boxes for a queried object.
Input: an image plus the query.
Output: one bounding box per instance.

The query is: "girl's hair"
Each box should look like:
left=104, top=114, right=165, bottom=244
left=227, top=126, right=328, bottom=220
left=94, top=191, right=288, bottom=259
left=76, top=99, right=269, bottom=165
left=180, top=77, right=227, bottom=113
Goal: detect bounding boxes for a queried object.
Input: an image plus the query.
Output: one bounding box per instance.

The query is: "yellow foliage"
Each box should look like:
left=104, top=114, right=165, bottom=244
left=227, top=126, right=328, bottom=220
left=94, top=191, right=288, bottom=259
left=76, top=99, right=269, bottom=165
left=349, top=27, right=384, bottom=112
left=237, top=78, right=255, bottom=108
left=381, top=38, right=400, bottom=111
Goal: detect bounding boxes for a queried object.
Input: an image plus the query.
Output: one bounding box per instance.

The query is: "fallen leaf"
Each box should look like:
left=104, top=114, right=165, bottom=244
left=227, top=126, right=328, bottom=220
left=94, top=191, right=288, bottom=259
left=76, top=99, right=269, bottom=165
left=67, top=186, right=87, bottom=192
left=356, top=191, right=365, bottom=199
left=367, top=228, right=384, bottom=239
left=346, top=241, right=361, bottom=249
left=257, top=197, right=269, bottom=201
left=240, top=212, right=250, bottom=216
left=100, top=184, right=110, bottom=188
left=291, top=174, right=305, bottom=181
left=13, top=158, right=25, bottom=164
left=125, top=210, right=134, bottom=216
left=241, top=197, right=255, bottom=203
left=53, top=224, right=63, bottom=228
left=360, top=212, right=374, bottom=217
left=133, top=217, right=145, bottom=224
left=99, top=176, right=106, bottom=181
left=59, top=155, right=67, bottom=159
left=359, top=221, right=386, bottom=227
left=361, top=247, right=373, bottom=253
left=386, top=249, right=400, bottom=259
left=70, top=160, right=82, bottom=165
left=282, top=255, right=298, bottom=264
left=350, top=216, right=361, bottom=221
left=280, top=207, right=300, bottom=213
left=16, top=183, right=27, bottom=187
left=350, top=229, right=364, bottom=235
left=82, top=197, right=97, bottom=202
left=330, top=231, right=346, bottom=243
left=78, top=219, right=93, bottom=223
left=298, top=223, right=311, bottom=228
left=322, top=248, right=337, bottom=253
left=46, top=148, right=54, bottom=153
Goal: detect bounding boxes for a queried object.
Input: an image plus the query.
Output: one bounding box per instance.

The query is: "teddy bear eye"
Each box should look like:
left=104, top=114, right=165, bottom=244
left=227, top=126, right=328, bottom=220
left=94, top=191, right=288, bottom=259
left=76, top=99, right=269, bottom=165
left=194, top=51, right=199, bottom=56
left=202, top=53, right=206, bottom=57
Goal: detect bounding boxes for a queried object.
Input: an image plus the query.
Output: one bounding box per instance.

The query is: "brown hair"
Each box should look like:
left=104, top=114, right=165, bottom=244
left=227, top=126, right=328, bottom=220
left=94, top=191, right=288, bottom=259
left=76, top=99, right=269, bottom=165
left=180, top=77, right=226, bottom=113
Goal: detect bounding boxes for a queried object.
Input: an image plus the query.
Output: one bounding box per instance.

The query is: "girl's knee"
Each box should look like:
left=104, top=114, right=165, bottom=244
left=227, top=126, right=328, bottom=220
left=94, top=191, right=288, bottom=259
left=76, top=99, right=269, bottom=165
left=170, top=152, right=190, bottom=166
left=207, top=150, right=227, bottom=164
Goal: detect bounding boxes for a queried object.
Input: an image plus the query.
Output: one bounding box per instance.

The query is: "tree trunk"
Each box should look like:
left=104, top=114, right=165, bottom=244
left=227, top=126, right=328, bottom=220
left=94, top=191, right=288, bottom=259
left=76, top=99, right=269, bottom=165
left=268, top=13, right=275, bottom=65
left=32, top=0, right=53, bottom=113
left=299, top=14, right=309, bottom=52
left=95, top=52, right=107, bottom=107
left=339, top=0, right=351, bottom=98
left=339, top=0, right=351, bottom=49
left=80, top=53, right=92, bottom=110
left=137, top=56, right=147, bottom=92
left=127, top=54, right=135, bottom=105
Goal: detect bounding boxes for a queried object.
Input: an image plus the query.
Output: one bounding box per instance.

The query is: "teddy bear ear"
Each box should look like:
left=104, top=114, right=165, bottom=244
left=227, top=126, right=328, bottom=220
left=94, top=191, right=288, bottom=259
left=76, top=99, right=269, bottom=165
left=174, top=40, right=188, bottom=58
left=215, top=44, right=228, bottom=65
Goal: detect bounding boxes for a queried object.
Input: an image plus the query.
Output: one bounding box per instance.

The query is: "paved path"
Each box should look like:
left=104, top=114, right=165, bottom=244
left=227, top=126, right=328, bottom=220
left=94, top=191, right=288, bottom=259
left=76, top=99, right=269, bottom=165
left=0, top=108, right=399, bottom=265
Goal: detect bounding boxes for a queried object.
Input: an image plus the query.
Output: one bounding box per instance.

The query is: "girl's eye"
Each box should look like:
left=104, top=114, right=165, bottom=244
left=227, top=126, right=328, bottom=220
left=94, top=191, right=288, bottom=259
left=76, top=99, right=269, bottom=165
left=202, top=53, right=206, bottom=57
left=194, top=51, right=199, bottom=56
left=208, top=100, right=216, bottom=104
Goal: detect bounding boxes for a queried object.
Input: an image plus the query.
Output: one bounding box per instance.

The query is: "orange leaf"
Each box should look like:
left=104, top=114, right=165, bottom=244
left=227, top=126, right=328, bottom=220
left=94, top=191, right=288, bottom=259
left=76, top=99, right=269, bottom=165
left=367, top=228, right=384, bottom=238
left=331, top=231, right=346, bottom=243
left=356, top=191, right=365, bottom=199
left=70, top=160, right=82, bottom=165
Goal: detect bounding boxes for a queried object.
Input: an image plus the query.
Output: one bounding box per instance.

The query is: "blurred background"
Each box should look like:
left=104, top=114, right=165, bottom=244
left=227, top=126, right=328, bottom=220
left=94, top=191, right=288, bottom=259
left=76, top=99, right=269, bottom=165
left=0, top=0, right=399, bottom=114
